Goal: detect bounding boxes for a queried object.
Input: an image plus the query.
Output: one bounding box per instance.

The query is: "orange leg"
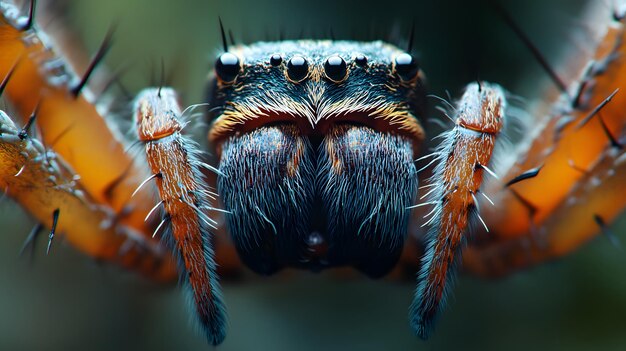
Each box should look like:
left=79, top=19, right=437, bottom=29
left=465, top=8, right=626, bottom=276
left=0, top=110, right=174, bottom=279
left=134, top=88, right=227, bottom=344
left=1, top=1, right=177, bottom=279
left=410, top=82, right=506, bottom=338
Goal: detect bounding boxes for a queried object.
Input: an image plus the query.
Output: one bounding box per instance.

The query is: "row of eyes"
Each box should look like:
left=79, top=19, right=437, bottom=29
left=215, top=52, right=419, bottom=84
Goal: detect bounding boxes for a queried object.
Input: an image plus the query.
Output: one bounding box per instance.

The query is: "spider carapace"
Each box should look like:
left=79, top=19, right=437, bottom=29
left=1, top=0, right=626, bottom=346
left=207, top=40, right=426, bottom=278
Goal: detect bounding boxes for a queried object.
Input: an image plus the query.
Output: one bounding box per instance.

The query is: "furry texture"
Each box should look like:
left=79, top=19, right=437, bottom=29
left=320, top=124, right=417, bottom=277
left=207, top=40, right=426, bottom=147
left=218, top=123, right=417, bottom=276
left=410, top=82, right=505, bottom=339
left=212, top=40, right=426, bottom=275
left=134, top=88, right=227, bottom=345
left=218, top=124, right=315, bottom=274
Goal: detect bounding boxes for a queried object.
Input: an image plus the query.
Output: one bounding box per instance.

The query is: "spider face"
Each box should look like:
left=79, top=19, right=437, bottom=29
left=208, top=40, right=426, bottom=147
left=208, top=41, right=426, bottom=276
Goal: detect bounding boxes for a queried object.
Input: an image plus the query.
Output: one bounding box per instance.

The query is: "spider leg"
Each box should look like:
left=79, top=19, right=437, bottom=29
left=465, top=6, right=626, bottom=276
left=1, top=2, right=177, bottom=279
left=466, top=144, right=626, bottom=276
left=133, top=88, right=227, bottom=345
left=409, top=82, right=506, bottom=339
left=0, top=110, right=174, bottom=279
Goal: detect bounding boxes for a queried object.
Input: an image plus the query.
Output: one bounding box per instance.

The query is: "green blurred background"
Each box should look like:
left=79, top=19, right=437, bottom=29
left=2, top=0, right=626, bottom=350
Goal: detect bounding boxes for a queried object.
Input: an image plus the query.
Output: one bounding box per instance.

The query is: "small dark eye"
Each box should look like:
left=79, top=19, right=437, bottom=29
left=270, top=54, right=283, bottom=66
left=287, top=55, right=309, bottom=82
left=354, top=54, right=367, bottom=67
left=215, top=52, right=240, bottom=83
left=324, top=55, right=347, bottom=83
left=394, top=53, right=419, bottom=81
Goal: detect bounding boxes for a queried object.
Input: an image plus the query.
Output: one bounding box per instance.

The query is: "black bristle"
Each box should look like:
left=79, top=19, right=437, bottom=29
left=46, top=209, right=60, bottom=255
left=490, top=0, right=568, bottom=95
left=0, top=59, right=20, bottom=97
left=218, top=17, right=229, bottom=52
left=20, top=223, right=43, bottom=260
left=509, top=189, right=537, bottom=217
left=18, top=103, right=39, bottom=140
left=407, top=19, right=415, bottom=53
left=505, top=165, right=543, bottom=187
left=71, top=26, right=115, bottom=98
left=577, top=89, right=619, bottom=129
left=157, top=57, right=165, bottom=98
left=228, top=29, right=235, bottom=46
left=598, top=114, right=623, bottom=149
left=17, top=0, right=37, bottom=31
left=594, top=214, right=622, bottom=249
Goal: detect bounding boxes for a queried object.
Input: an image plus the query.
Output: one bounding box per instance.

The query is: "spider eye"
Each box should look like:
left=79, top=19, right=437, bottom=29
left=215, top=52, right=240, bottom=83
left=394, top=53, right=419, bottom=81
left=286, top=55, right=309, bottom=82
left=270, top=54, right=283, bottom=66
left=354, top=54, right=368, bottom=67
left=324, top=55, right=347, bottom=83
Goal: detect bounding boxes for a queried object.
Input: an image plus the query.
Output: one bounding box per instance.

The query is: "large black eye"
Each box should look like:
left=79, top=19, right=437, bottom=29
left=394, top=53, right=419, bottom=81
left=287, top=55, right=309, bottom=82
left=270, top=54, right=283, bottom=66
left=215, top=52, right=240, bottom=83
left=324, top=55, right=347, bottom=83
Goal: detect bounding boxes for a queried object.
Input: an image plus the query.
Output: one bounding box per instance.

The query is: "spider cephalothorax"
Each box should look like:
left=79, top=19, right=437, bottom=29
left=207, top=40, right=426, bottom=277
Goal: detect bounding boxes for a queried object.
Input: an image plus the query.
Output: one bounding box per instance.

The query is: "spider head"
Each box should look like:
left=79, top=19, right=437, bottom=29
left=207, top=40, right=427, bottom=153
left=206, top=41, right=426, bottom=277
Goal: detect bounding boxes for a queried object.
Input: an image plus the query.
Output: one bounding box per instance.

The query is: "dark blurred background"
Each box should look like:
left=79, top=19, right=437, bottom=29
left=2, top=0, right=626, bottom=350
